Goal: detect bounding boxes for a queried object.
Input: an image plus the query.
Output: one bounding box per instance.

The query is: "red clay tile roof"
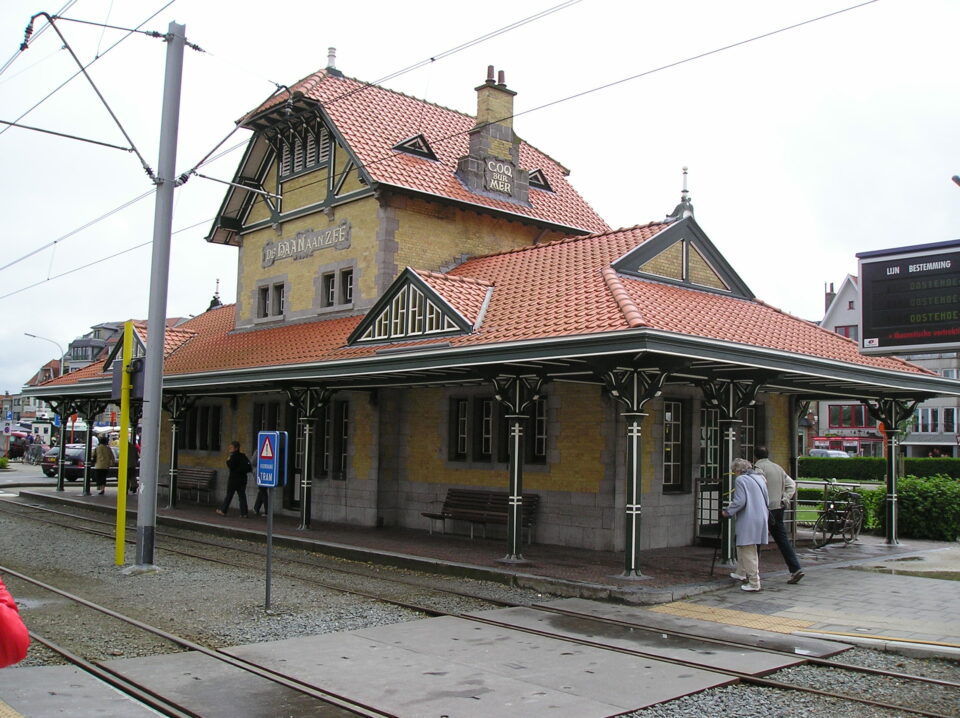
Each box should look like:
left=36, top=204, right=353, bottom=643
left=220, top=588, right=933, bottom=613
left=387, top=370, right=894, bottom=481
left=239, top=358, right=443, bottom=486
left=416, top=270, right=492, bottom=327
left=41, top=223, right=932, bottom=384
left=245, top=71, right=609, bottom=234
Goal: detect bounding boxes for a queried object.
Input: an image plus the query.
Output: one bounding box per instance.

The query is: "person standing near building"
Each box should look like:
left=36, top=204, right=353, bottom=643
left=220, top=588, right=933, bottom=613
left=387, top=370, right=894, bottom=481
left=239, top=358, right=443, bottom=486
left=93, top=435, right=113, bottom=495
left=216, top=441, right=251, bottom=518
left=722, top=458, right=770, bottom=592
left=754, top=446, right=804, bottom=584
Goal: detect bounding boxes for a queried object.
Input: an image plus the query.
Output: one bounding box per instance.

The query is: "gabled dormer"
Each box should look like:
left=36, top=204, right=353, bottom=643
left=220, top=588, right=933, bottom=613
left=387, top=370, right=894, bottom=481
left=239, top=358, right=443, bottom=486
left=348, top=268, right=491, bottom=344
left=394, top=134, right=437, bottom=161
left=611, top=217, right=753, bottom=299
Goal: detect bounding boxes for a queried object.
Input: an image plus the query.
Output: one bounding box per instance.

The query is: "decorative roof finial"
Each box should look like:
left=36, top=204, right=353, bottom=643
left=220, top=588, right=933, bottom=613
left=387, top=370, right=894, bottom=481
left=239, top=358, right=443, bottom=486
left=208, top=278, right=223, bottom=311
left=327, top=47, right=337, bottom=70
left=665, top=166, right=695, bottom=222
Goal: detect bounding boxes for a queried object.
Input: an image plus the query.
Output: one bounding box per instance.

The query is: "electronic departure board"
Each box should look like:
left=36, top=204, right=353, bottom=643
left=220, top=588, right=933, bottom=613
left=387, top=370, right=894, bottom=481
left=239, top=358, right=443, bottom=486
left=858, top=240, right=960, bottom=355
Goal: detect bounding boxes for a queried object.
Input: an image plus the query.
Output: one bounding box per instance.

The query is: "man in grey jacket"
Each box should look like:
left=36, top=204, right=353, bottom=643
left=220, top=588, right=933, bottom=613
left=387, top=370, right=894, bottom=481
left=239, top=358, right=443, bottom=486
left=755, top=446, right=804, bottom=584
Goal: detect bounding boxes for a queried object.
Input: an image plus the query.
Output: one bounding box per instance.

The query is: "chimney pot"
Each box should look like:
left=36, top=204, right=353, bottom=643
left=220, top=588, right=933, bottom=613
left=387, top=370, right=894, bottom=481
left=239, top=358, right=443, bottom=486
left=486, top=65, right=495, bottom=83
left=327, top=47, right=337, bottom=70
left=497, top=70, right=505, bottom=87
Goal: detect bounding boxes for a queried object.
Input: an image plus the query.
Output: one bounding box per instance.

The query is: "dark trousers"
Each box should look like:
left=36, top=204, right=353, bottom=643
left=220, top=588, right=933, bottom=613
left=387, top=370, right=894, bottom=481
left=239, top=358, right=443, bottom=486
left=93, top=468, right=108, bottom=490
left=769, top=507, right=801, bottom=574
left=254, top=487, right=268, bottom=515
left=220, top=478, right=248, bottom=516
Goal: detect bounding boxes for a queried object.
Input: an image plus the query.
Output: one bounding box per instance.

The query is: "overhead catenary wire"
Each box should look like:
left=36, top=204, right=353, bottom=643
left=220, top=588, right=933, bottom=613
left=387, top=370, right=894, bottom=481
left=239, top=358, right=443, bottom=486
left=0, top=214, right=215, bottom=302
left=0, top=0, right=175, bottom=141
left=0, top=0, right=877, bottom=301
left=0, top=119, right=133, bottom=152
left=0, top=0, right=77, bottom=77
left=274, top=0, right=881, bottom=208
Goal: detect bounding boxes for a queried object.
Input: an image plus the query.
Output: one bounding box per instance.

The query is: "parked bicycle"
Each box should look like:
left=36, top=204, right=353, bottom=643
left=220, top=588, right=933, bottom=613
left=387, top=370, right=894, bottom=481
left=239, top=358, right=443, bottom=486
left=813, top=482, right=863, bottom=547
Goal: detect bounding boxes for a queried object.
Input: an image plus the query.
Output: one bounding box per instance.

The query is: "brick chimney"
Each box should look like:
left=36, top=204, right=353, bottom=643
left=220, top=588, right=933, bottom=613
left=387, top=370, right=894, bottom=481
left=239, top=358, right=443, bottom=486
left=456, top=66, right=530, bottom=205
left=824, top=282, right=836, bottom=313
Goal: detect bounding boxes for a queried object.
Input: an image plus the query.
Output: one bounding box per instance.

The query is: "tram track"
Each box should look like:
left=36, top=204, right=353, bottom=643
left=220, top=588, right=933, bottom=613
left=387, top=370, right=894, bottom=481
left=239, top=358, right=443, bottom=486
left=2, top=498, right=959, bottom=717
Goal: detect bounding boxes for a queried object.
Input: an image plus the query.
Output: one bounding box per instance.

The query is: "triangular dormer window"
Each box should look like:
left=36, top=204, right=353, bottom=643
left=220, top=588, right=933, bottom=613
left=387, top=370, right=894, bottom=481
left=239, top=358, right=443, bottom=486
left=349, top=269, right=472, bottom=344
left=393, top=134, right=437, bottom=161
left=528, top=168, right=552, bottom=192
left=611, top=218, right=754, bottom=298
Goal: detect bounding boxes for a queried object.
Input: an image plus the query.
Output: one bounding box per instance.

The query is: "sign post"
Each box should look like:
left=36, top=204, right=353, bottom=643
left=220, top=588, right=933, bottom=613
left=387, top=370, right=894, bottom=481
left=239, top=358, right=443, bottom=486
left=256, top=430, right=287, bottom=611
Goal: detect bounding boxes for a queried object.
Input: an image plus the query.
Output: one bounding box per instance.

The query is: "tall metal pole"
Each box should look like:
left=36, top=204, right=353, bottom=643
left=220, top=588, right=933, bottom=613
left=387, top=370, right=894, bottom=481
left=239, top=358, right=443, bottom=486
left=136, top=21, right=185, bottom=568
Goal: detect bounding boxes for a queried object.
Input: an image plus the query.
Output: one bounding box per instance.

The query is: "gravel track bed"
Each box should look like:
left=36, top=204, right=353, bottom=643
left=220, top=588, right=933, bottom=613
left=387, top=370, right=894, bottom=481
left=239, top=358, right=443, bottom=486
left=0, top=504, right=548, bottom=667
left=3, top=502, right=959, bottom=717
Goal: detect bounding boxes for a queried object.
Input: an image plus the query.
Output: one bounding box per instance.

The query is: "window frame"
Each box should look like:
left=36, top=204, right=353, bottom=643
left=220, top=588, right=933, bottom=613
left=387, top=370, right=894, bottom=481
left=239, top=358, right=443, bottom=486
left=449, top=395, right=547, bottom=466
left=182, top=405, right=222, bottom=452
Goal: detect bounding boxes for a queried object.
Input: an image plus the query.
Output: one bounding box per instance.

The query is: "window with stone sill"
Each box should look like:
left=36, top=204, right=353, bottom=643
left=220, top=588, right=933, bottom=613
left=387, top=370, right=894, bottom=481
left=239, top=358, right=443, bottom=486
left=257, top=283, right=285, bottom=320
left=320, top=268, right=354, bottom=310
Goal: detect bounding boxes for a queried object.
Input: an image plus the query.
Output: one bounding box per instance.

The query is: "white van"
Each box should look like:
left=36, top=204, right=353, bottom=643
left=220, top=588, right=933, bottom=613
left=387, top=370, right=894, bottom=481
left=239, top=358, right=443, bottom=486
left=809, top=449, right=850, bottom=458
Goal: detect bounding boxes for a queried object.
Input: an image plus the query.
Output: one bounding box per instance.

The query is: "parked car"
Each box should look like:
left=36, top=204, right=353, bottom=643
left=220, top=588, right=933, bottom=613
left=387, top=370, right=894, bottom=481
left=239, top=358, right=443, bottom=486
left=808, top=449, right=851, bottom=458
left=40, top=444, right=119, bottom=481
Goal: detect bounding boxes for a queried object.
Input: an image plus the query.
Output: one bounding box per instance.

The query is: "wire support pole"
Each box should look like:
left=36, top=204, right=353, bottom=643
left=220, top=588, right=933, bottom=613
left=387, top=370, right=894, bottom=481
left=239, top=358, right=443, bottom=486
left=136, top=21, right=185, bottom=569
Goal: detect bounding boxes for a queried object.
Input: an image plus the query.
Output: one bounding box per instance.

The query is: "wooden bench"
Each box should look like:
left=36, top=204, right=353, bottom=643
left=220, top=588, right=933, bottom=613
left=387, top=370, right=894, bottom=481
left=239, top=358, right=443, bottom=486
left=159, top=467, right=218, bottom=504
left=422, top=488, right=540, bottom=543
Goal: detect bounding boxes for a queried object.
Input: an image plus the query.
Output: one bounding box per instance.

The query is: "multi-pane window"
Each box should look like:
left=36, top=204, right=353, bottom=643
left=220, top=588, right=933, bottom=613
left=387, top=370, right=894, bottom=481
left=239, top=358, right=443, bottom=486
left=914, top=407, right=941, bottom=433
left=738, top=407, right=756, bottom=463
left=313, top=400, right=349, bottom=479
left=257, top=283, right=285, bottom=319
left=941, top=368, right=957, bottom=379
left=182, top=405, right=222, bottom=451
left=360, top=284, right=459, bottom=341
left=944, top=407, right=957, bottom=433
left=828, top=404, right=877, bottom=429
left=252, top=401, right=281, bottom=437
left=448, top=396, right=547, bottom=464
left=699, top=408, right=720, bottom=480
left=835, top=325, right=858, bottom=340
left=320, top=268, right=354, bottom=310
left=663, top=401, right=683, bottom=488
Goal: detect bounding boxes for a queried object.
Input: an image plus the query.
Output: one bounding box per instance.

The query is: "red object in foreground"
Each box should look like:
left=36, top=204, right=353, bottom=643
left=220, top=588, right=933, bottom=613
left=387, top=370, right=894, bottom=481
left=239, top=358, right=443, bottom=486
left=0, top=577, right=29, bottom=667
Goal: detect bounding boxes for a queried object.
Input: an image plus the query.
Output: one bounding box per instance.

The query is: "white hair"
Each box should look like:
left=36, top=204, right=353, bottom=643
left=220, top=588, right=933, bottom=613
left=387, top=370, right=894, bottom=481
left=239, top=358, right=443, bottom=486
left=731, top=457, right=753, bottom=474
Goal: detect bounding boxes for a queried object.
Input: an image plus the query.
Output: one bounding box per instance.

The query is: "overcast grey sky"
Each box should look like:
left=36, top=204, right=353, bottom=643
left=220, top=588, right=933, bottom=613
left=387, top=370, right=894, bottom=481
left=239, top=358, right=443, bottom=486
left=1, top=0, right=958, bottom=394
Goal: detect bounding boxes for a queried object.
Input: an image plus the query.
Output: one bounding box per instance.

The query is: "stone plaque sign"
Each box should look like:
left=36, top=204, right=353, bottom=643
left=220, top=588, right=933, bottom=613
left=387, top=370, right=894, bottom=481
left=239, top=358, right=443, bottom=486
left=262, top=220, right=351, bottom=267
left=484, top=158, right=514, bottom=196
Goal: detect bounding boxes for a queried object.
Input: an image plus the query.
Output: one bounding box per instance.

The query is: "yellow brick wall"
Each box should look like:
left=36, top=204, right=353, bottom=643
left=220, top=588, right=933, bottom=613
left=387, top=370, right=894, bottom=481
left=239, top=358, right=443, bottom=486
left=687, top=245, right=726, bottom=290
left=476, top=87, right=514, bottom=130
left=639, top=242, right=683, bottom=280
left=764, top=393, right=792, bottom=466
left=236, top=197, right=380, bottom=322
left=401, top=383, right=607, bottom=493
left=350, top=392, right=373, bottom=481
left=391, top=196, right=561, bottom=276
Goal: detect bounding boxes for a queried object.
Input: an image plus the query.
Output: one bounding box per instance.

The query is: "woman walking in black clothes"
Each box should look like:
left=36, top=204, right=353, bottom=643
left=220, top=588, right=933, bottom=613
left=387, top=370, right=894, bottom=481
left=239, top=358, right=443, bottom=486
left=216, top=441, right=252, bottom=517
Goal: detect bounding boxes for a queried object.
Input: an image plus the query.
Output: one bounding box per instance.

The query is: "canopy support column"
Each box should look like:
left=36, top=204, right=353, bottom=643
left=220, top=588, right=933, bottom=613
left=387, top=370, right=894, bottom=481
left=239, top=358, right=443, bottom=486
left=601, top=367, right=669, bottom=578
left=161, top=395, right=195, bottom=508
left=865, top=398, right=919, bottom=545
left=490, top=375, right=543, bottom=563
left=285, top=386, right=335, bottom=530
left=700, top=378, right=762, bottom=566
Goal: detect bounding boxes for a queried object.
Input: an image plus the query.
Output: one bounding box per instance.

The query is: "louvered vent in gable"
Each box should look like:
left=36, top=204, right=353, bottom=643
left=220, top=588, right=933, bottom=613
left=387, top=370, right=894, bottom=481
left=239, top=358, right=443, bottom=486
left=348, top=269, right=471, bottom=344
left=528, top=169, right=552, bottom=192
left=279, top=123, right=331, bottom=178
left=393, top=134, right=437, bottom=161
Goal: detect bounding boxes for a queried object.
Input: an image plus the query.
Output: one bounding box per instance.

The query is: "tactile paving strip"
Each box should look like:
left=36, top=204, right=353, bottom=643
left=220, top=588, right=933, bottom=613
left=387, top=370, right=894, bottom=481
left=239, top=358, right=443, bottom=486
left=0, top=699, right=24, bottom=718
left=649, top=601, right=815, bottom=634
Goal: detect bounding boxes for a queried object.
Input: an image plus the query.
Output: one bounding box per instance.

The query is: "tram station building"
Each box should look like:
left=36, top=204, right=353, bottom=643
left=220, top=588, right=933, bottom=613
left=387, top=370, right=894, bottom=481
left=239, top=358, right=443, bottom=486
left=30, top=58, right=960, bottom=569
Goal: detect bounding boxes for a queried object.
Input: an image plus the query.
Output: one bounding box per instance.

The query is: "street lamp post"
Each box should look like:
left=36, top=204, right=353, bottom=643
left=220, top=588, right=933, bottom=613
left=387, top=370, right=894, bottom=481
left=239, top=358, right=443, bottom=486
left=23, top=332, right=64, bottom=378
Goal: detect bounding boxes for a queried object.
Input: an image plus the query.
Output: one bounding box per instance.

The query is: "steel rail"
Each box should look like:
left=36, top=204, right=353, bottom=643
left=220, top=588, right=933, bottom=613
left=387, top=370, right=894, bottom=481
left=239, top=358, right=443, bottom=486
left=4, top=499, right=958, bottom=715
left=0, top=564, right=398, bottom=718
left=27, top=631, right=199, bottom=718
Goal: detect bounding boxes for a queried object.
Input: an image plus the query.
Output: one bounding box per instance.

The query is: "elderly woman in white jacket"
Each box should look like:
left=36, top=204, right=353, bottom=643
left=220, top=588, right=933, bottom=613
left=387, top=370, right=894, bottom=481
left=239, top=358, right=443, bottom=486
left=722, top=458, right=770, bottom=591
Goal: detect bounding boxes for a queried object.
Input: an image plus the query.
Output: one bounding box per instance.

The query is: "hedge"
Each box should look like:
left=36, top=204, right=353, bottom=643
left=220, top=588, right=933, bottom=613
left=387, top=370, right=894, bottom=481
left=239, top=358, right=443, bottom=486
left=797, top=457, right=884, bottom=481
left=874, top=475, right=960, bottom=542
left=798, top=476, right=960, bottom=540
left=797, top=457, right=960, bottom=481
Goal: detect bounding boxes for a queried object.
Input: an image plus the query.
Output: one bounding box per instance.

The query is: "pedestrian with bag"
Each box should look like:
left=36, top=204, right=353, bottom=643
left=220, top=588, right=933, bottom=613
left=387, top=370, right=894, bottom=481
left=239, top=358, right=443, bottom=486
left=755, top=446, right=804, bottom=584
left=93, top=435, right=114, bottom=495
left=216, top=441, right=252, bottom=518
left=722, top=458, right=770, bottom=592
